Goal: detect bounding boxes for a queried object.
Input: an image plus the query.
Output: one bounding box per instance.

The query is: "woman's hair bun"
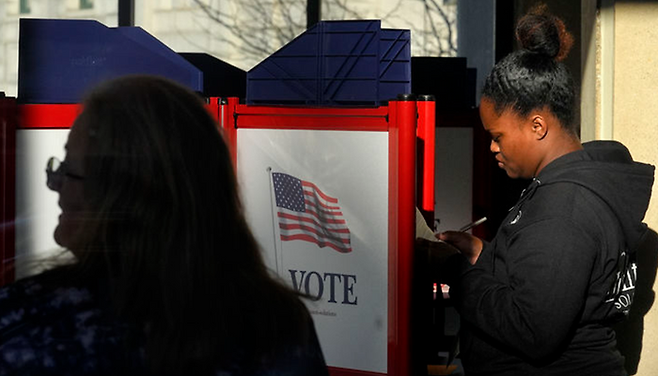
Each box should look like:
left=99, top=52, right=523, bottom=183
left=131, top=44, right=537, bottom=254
left=515, top=4, right=573, bottom=62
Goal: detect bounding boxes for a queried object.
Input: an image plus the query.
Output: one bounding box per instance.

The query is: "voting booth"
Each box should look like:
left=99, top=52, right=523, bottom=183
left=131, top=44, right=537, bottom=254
left=218, top=21, right=436, bottom=374
left=1, top=18, right=439, bottom=376
left=219, top=95, right=435, bottom=376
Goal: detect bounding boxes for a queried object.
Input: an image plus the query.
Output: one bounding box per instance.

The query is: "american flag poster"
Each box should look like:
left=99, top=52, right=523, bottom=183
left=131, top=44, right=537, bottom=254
left=272, top=172, right=352, bottom=254
left=236, top=128, right=389, bottom=374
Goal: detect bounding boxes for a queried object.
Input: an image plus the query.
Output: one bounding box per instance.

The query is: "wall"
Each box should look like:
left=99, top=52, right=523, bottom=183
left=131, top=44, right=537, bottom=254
left=612, top=1, right=658, bottom=375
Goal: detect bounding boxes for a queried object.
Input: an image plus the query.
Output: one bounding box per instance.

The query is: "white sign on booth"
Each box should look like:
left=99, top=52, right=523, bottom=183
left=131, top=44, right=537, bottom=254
left=237, top=129, right=389, bottom=374
left=15, top=129, right=71, bottom=279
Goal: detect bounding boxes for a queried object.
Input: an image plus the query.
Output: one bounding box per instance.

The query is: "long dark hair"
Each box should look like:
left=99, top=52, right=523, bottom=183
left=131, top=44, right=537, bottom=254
left=482, top=4, right=578, bottom=136
left=64, top=75, right=311, bottom=374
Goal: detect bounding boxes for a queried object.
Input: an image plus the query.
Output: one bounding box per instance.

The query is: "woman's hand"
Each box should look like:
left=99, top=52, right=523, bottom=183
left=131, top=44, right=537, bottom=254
left=437, top=231, right=483, bottom=265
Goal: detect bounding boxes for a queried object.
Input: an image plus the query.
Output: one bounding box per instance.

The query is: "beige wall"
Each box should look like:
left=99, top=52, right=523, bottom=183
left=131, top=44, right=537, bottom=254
left=612, top=1, right=658, bottom=375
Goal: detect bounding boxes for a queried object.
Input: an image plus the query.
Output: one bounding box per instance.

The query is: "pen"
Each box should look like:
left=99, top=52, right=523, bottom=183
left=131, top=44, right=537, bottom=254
left=458, top=217, right=487, bottom=232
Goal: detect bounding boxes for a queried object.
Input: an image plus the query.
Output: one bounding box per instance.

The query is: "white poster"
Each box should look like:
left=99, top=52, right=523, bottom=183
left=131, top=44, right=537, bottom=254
left=237, top=129, right=389, bottom=373
left=15, top=129, right=71, bottom=279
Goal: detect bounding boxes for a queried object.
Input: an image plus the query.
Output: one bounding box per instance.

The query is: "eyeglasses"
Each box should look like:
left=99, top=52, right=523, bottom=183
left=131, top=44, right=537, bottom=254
left=46, top=156, right=85, bottom=190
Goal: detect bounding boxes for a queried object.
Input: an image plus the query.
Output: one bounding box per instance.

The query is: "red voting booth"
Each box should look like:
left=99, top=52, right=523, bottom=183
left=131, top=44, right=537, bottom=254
left=217, top=96, right=435, bottom=376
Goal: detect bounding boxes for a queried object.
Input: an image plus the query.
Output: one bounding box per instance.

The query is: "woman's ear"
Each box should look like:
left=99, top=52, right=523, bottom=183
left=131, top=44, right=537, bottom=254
left=531, top=114, right=548, bottom=140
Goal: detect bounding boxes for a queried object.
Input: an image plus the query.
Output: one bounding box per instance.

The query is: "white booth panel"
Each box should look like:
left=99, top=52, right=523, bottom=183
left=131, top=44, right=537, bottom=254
left=15, top=129, right=72, bottom=279
left=237, top=129, right=389, bottom=373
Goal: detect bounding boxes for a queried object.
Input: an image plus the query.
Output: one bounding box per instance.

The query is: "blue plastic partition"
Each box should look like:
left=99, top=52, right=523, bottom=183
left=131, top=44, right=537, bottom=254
left=246, top=20, right=411, bottom=106
left=18, top=19, right=204, bottom=104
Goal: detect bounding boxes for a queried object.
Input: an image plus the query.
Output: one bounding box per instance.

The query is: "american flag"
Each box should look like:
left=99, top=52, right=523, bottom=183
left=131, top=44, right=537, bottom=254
left=272, top=172, right=352, bottom=253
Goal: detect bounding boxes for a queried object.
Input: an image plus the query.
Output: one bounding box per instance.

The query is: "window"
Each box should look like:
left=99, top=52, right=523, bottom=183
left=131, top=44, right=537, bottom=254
left=80, top=0, right=94, bottom=10
left=20, top=0, right=31, bottom=14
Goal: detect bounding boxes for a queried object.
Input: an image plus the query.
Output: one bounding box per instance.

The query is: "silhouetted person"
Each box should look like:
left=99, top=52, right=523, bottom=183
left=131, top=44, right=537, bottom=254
left=0, top=75, right=329, bottom=375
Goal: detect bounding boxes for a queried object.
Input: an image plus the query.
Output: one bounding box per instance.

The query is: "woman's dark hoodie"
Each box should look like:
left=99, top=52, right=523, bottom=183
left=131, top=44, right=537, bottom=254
left=442, top=141, right=655, bottom=376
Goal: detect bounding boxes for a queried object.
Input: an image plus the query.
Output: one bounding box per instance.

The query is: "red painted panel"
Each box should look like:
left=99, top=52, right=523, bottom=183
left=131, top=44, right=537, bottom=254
left=0, top=97, right=17, bottom=286
left=391, top=99, right=417, bottom=376
left=236, top=115, right=388, bottom=131
left=416, top=99, right=436, bottom=224
left=387, top=101, right=400, bottom=376
left=18, top=104, right=80, bottom=129
left=235, top=104, right=389, bottom=118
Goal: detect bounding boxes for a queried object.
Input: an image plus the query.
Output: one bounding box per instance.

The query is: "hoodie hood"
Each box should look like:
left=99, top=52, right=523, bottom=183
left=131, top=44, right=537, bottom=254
left=537, top=140, right=654, bottom=251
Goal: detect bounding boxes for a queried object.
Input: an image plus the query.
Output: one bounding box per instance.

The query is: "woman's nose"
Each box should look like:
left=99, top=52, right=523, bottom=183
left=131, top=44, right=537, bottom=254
left=490, top=140, right=500, bottom=153
left=46, top=174, right=63, bottom=192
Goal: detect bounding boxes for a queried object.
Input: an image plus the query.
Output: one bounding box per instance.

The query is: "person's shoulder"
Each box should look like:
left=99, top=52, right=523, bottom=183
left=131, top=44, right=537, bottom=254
left=0, top=274, right=144, bottom=375
left=518, top=181, right=611, bottom=233
left=4, top=270, right=94, bottom=303
left=534, top=178, right=604, bottom=208
left=525, top=182, right=615, bottom=243
left=0, top=272, right=97, bottom=338
left=528, top=181, right=582, bottom=214
left=0, top=274, right=51, bottom=311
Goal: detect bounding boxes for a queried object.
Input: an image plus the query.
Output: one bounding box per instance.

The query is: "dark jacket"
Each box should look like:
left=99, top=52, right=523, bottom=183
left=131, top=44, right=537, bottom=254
left=0, top=273, right=328, bottom=376
left=443, top=141, right=654, bottom=376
